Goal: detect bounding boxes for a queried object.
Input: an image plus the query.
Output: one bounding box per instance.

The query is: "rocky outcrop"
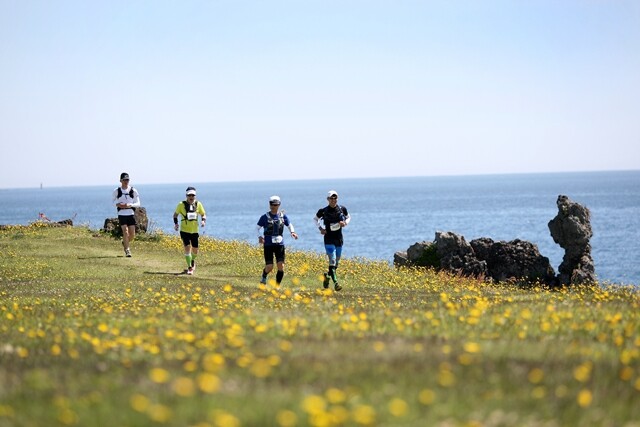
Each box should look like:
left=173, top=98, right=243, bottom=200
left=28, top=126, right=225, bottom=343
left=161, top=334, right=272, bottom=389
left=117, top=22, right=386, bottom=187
left=436, top=232, right=488, bottom=278
left=470, top=238, right=556, bottom=284
left=102, top=207, right=149, bottom=237
left=395, top=231, right=554, bottom=285
left=394, top=195, right=595, bottom=286
left=548, top=195, right=595, bottom=285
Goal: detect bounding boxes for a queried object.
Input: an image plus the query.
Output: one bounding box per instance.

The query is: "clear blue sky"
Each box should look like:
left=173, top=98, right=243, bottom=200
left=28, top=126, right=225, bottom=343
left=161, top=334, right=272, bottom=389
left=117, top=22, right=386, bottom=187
left=1, top=0, right=639, bottom=189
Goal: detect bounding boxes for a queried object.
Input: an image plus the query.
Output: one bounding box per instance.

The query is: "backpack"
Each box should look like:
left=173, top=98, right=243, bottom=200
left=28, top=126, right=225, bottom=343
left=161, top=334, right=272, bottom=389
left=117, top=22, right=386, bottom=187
left=323, top=205, right=346, bottom=221
left=117, top=187, right=135, bottom=199
left=322, top=205, right=346, bottom=231
left=264, top=211, right=285, bottom=236
left=116, top=187, right=136, bottom=211
left=181, top=200, right=199, bottom=221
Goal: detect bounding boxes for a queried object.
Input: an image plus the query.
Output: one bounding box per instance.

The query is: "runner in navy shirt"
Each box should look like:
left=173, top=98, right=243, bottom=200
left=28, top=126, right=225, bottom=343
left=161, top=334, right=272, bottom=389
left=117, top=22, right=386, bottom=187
left=256, top=195, right=298, bottom=285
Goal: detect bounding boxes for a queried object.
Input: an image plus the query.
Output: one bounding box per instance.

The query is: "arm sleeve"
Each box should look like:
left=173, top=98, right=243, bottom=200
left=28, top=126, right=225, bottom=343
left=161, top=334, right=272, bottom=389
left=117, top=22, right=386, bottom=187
left=256, top=215, right=266, bottom=237
left=130, top=189, right=141, bottom=208
left=343, top=208, right=351, bottom=225
left=284, top=216, right=295, bottom=233
left=112, top=189, right=119, bottom=205
left=313, top=216, right=323, bottom=229
left=313, top=209, right=324, bottom=229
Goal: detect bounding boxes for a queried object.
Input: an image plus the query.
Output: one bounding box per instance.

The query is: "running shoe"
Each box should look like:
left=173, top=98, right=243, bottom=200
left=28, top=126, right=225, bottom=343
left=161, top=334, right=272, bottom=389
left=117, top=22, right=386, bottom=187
left=125, top=248, right=132, bottom=258
left=334, top=282, right=342, bottom=291
left=260, top=277, right=267, bottom=284
left=323, top=273, right=330, bottom=289
left=191, top=261, right=196, bottom=272
left=187, top=268, right=194, bottom=275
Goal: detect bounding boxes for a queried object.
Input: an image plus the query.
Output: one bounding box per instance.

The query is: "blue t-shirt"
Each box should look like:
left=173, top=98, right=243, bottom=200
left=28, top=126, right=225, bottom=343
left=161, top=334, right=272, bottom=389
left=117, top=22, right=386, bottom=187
left=257, top=212, right=291, bottom=246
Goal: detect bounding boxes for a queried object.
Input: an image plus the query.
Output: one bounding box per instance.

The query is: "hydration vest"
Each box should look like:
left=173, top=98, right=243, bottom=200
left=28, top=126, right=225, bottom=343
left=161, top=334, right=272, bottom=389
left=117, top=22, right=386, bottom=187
left=264, top=212, right=285, bottom=236
left=116, top=187, right=136, bottom=211
left=322, top=205, right=345, bottom=228
left=181, top=201, right=199, bottom=221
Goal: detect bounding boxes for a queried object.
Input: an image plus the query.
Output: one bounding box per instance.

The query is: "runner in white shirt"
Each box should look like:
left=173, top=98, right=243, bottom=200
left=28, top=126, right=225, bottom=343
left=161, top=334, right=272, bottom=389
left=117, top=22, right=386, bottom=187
left=111, top=172, right=141, bottom=257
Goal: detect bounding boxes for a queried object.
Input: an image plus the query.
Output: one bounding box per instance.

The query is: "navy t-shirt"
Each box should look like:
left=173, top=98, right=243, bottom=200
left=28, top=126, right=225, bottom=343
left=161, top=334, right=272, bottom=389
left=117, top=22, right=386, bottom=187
left=257, top=212, right=291, bottom=246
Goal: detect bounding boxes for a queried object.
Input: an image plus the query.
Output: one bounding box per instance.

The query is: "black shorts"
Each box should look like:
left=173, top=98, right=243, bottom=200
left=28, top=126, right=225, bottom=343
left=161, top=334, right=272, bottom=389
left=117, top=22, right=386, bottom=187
left=118, top=215, right=136, bottom=227
left=180, top=231, right=199, bottom=248
left=264, top=245, right=285, bottom=265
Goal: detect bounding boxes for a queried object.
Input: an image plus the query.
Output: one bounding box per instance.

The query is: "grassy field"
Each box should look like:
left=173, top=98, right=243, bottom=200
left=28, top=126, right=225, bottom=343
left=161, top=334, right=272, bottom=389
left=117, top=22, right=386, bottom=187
left=0, top=225, right=639, bottom=427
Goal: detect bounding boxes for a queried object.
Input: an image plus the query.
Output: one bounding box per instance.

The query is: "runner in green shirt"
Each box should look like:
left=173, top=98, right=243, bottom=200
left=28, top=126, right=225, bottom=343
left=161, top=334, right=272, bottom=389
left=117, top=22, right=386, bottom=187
left=173, top=187, right=207, bottom=275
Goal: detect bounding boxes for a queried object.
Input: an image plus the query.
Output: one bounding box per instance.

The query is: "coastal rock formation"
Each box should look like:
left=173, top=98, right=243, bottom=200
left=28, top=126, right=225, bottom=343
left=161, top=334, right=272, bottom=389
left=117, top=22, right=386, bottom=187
left=394, top=195, right=596, bottom=286
left=548, top=195, right=595, bottom=285
left=470, top=238, right=556, bottom=284
left=435, top=231, right=488, bottom=277
left=394, top=231, right=554, bottom=284
left=102, top=207, right=149, bottom=237
left=394, top=244, right=419, bottom=267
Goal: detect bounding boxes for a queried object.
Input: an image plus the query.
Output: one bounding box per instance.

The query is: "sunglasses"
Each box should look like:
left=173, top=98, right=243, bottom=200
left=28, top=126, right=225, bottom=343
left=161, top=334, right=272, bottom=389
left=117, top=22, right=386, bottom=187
left=187, top=195, right=196, bottom=198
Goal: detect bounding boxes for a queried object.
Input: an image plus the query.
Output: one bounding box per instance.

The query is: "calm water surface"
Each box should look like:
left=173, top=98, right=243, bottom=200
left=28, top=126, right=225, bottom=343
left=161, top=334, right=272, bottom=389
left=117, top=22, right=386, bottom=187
left=1, top=171, right=638, bottom=285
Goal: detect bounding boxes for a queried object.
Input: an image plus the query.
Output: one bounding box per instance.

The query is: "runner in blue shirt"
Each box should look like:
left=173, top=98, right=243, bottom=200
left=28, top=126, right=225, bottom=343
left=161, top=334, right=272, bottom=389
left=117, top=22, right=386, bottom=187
left=256, top=196, right=298, bottom=285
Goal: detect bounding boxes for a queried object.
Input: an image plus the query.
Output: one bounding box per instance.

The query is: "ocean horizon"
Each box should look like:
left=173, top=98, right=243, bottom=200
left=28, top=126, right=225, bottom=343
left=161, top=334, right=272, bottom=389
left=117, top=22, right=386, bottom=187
left=3, top=169, right=639, bottom=192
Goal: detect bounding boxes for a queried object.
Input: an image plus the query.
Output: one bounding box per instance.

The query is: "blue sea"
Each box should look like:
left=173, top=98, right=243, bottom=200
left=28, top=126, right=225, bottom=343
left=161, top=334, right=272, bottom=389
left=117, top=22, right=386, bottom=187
left=1, top=171, right=639, bottom=285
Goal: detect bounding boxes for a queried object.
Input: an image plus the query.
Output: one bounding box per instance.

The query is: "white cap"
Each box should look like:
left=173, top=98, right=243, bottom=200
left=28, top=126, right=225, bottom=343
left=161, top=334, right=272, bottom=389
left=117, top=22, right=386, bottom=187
left=269, top=195, right=281, bottom=204
left=186, top=186, right=197, bottom=196
left=327, top=190, right=338, bottom=198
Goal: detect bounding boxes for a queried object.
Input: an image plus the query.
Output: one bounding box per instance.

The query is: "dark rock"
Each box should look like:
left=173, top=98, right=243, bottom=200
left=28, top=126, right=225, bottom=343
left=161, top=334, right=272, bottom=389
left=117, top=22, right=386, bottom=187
left=469, top=237, right=494, bottom=261
left=393, top=251, right=410, bottom=267
left=102, top=218, right=120, bottom=235
left=394, top=231, right=555, bottom=285
left=392, top=241, right=441, bottom=268
left=435, top=231, right=487, bottom=277
left=102, top=207, right=149, bottom=237
left=548, top=195, right=595, bottom=285
left=135, top=207, right=149, bottom=233
left=394, top=196, right=594, bottom=286
left=407, top=241, right=428, bottom=261
left=471, top=238, right=556, bottom=284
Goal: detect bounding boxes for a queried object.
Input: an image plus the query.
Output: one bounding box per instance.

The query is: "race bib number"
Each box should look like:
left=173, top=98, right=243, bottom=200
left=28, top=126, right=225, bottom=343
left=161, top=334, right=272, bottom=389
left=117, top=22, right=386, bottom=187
left=272, top=236, right=283, bottom=244
left=330, top=222, right=341, bottom=231
left=187, top=212, right=198, bottom=221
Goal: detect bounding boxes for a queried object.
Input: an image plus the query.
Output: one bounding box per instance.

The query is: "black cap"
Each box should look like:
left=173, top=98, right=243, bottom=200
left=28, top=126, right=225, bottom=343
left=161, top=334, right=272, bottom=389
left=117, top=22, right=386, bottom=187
left=120, top=172, right=130, bottom=180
